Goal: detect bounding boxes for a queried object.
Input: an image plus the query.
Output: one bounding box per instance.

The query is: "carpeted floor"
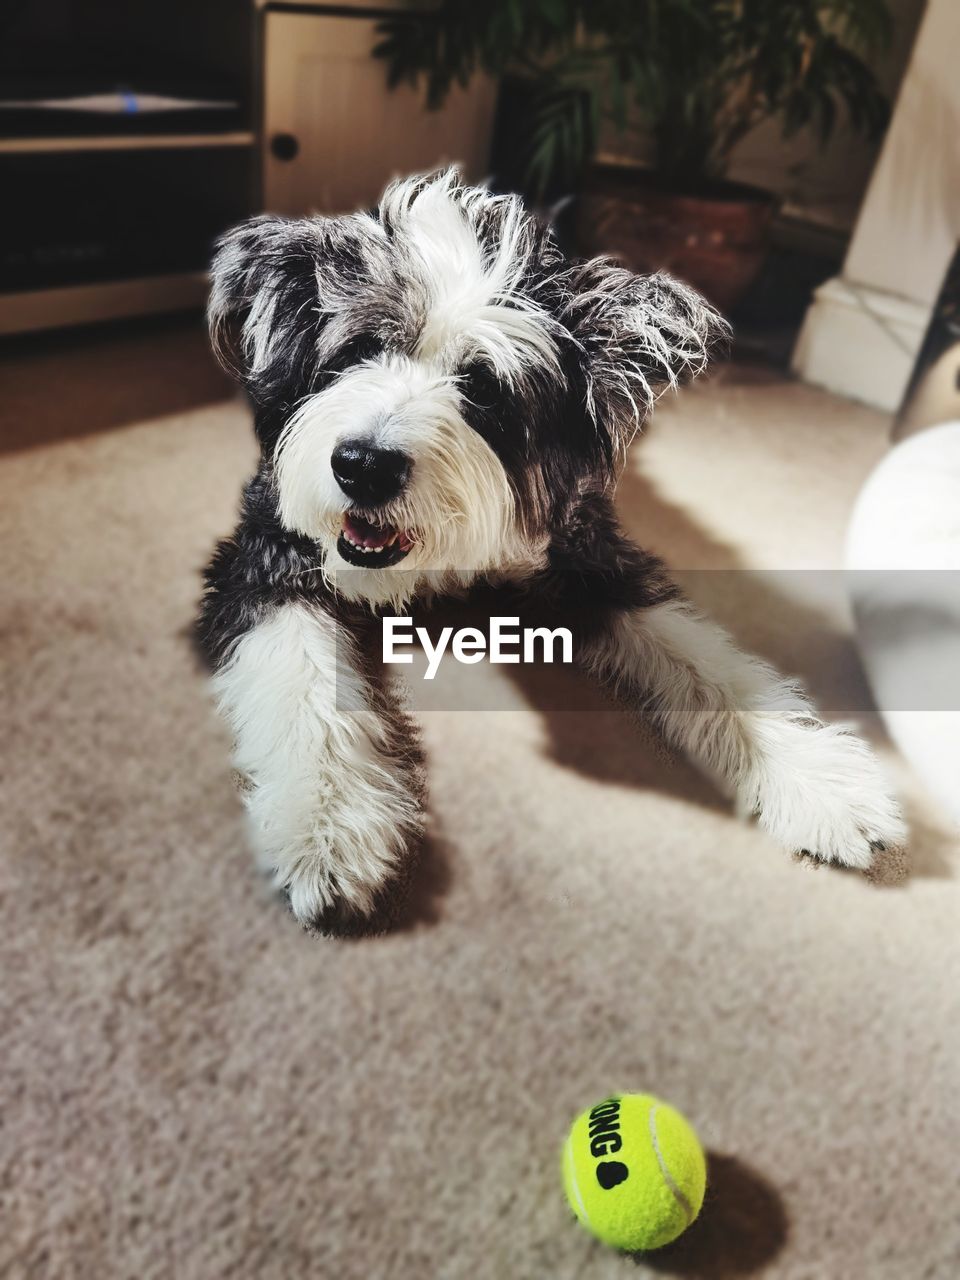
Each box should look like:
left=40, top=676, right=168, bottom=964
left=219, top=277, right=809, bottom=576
left=2, top=319, right=958, bottom=1280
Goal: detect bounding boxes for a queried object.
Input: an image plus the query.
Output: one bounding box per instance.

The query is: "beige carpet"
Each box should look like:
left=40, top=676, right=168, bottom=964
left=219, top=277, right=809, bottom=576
left=2, top=321, right=958, bottom=1280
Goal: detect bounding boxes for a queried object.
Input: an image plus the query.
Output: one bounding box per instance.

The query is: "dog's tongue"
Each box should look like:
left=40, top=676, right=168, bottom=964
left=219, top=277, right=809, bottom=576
left=342, top=512, right=413, bottom=551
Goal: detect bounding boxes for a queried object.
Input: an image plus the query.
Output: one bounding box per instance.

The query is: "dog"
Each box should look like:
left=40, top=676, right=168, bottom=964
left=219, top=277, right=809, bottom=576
left=197, top=168, right=905, bottom=931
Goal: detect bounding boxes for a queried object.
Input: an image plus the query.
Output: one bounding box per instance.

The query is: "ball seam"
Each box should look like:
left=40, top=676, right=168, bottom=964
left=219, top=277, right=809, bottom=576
left=648, top=1102, right=693, bottom=1225
left=564, top=1133, right=590, bottom=1228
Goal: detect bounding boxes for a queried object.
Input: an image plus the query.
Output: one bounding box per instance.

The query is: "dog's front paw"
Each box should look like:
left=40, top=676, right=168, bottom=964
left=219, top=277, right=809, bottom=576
left=744, top=719, right=906, bottom=869
left=244, top=775, right=423, bottom=933
left=281, top=829, right=418, bottom=934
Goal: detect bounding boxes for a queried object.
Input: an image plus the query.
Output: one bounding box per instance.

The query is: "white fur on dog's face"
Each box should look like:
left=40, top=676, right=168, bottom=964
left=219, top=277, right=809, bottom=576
left=274, top=355, right=530, bottom=607
left=382, top=170, right=561, bottom=381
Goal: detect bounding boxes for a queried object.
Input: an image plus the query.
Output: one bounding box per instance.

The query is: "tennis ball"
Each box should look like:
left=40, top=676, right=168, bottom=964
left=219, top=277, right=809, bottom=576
left=562, top=1093, right=706, bottom=1252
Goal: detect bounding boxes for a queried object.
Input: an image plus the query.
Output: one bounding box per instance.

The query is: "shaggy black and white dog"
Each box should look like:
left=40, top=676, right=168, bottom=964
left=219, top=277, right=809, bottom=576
left=197, top=168, right=904, bottom=930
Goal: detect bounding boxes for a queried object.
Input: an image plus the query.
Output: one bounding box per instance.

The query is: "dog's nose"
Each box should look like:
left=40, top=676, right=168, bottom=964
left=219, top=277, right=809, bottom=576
left=331, top=439, right=411, bottom=506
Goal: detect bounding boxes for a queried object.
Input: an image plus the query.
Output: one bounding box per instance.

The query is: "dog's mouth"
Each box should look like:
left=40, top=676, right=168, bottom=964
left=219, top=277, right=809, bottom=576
left=337, top=512, right=414, bottom=568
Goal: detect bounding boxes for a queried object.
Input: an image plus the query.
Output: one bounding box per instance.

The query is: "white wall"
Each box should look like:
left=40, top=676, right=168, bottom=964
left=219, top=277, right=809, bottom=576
left=793, top=0, right=960, bottom=411
left=843, top=0, right=960, bottom=304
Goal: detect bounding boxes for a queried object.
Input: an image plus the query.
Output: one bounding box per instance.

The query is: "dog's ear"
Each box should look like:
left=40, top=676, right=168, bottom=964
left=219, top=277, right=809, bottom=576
left=207, top=215, right=321, bottom=388
left=557, top=260, right=730, bottom=423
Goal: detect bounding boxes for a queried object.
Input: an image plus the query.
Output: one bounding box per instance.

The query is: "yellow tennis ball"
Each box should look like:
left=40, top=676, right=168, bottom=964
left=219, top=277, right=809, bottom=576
left=562, top=1093, right=706, bottom=1252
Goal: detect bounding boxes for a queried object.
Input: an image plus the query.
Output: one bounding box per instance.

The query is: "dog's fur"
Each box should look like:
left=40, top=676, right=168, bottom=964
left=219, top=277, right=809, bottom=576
left=197, top=169, right=905, bottom=931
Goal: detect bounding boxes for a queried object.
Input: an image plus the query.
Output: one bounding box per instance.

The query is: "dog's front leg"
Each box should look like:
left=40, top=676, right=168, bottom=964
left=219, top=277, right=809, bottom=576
left=211, top=600, right=423, bottom=929
left=581, top=589, right=906, bottom=869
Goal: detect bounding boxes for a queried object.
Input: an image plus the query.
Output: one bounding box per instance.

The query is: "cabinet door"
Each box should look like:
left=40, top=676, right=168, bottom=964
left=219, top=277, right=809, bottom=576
left=263, top=12, right=496, bottom=216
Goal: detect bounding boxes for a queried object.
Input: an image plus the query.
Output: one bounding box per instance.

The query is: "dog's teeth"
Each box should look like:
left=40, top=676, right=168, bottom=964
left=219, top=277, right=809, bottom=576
left=342, top=520, right=403, bottom=558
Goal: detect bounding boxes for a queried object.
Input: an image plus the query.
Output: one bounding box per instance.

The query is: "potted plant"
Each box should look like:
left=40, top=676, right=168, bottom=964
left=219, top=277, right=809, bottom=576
left=375, top=0, right=892, bottom=311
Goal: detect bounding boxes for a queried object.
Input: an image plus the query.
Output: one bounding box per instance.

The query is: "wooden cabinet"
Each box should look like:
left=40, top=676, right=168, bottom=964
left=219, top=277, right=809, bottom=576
left=263, top=9, right=496, bottom=217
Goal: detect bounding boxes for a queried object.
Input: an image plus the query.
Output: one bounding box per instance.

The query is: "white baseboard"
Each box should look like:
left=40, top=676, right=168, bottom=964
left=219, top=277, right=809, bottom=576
left=791, top=276, right=930, bottom=412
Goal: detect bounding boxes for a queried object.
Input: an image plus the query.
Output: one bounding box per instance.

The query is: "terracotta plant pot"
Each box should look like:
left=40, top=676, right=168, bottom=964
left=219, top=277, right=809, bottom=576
left=576, top=165, right=778, bottom=314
